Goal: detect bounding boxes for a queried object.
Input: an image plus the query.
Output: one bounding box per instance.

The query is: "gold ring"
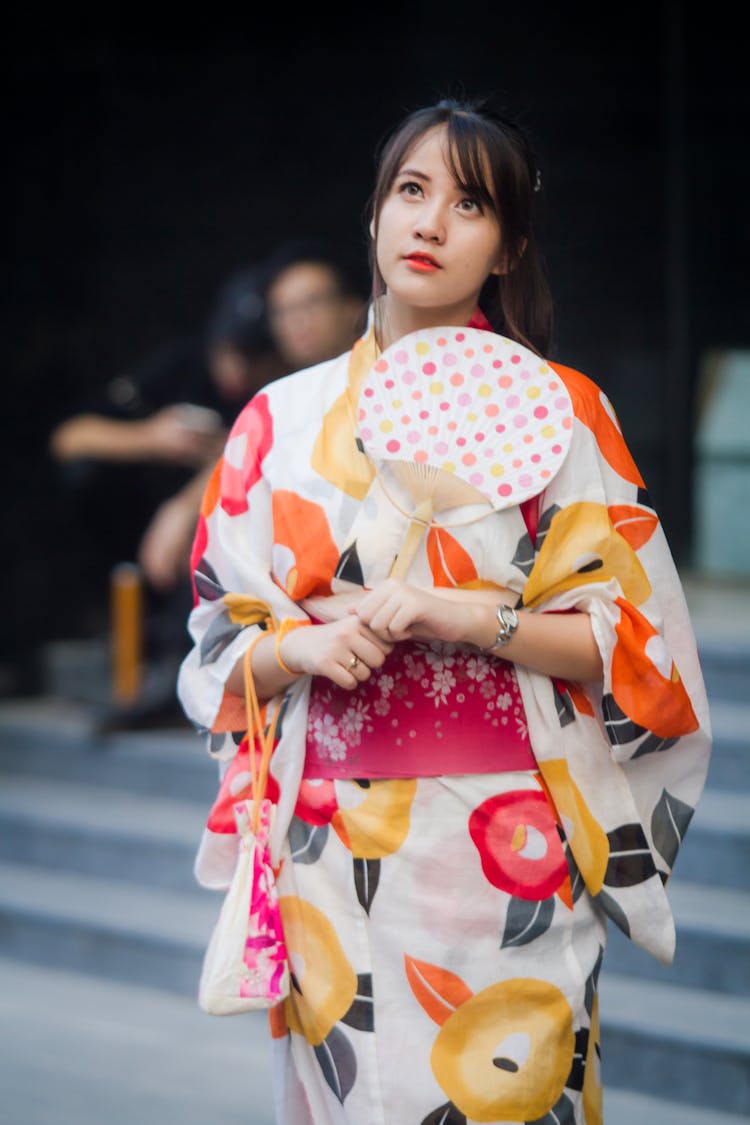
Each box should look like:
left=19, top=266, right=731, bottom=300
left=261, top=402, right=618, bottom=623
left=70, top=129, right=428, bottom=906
left=348, top=655, right=360, bottom=670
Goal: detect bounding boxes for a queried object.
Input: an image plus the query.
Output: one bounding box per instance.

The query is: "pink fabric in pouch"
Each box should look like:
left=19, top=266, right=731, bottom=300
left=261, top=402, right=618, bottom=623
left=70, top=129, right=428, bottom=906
left=304, top=641, right=536, bottom=779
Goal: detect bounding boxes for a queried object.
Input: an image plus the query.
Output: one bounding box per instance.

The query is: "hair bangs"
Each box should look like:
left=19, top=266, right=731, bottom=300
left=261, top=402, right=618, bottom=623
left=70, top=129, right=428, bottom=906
left=443, top=114, right=497, bottom=212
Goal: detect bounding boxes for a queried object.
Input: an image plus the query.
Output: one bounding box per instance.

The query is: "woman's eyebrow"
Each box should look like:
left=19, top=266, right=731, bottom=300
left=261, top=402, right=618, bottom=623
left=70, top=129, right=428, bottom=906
left=397, top=168, right=431, bottom=182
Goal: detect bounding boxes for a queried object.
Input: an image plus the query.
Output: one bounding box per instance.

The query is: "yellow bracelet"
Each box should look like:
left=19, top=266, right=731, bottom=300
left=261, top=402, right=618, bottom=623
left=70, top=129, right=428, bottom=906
left=274, top=618, right=311, bottom=676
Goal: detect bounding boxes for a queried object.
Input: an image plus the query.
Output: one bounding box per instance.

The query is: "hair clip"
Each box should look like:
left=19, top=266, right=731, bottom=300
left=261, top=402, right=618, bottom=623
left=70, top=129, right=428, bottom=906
left=534, top=169, right=542, bottom=193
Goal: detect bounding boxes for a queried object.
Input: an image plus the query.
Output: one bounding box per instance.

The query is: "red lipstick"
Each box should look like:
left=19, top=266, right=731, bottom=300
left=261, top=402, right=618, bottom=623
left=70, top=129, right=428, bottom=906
left=404, top=253, right=441, bottom=272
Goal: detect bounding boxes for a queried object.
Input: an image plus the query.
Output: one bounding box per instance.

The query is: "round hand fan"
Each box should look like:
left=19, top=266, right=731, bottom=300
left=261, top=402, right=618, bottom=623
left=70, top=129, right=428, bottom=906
left=356, top=326, right=573, bottom=578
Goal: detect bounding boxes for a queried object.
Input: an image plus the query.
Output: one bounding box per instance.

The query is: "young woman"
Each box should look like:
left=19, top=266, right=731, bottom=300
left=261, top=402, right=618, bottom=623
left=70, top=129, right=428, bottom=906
left=178, top=99, right=711, bottom=1125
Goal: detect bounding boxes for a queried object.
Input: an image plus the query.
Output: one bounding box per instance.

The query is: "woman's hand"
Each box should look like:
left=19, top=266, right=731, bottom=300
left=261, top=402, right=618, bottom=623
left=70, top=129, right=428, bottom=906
left=353, top=578, right=494, bottom=646
left=279, top=615, right=394, bottom=690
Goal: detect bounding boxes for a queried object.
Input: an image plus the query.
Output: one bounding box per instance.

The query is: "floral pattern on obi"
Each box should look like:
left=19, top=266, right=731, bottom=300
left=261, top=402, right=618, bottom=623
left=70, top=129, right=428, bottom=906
left=304, top=641, right=535, bottom=780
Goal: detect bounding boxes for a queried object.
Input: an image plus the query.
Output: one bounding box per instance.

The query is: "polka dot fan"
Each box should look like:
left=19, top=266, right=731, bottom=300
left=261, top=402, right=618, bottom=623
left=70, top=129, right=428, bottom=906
left=356, top=326, right=574, bottom=579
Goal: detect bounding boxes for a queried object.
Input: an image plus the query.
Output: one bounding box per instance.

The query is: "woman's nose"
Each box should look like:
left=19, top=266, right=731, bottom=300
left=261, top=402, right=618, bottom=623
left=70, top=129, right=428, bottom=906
left=413, top=202, right=446, bottom=243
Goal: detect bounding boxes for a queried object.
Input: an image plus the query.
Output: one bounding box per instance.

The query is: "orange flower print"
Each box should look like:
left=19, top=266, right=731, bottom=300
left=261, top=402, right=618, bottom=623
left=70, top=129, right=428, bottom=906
left=406, top=956, right=575, bottom=1123
left=271, top=491, right=340, bottom=599
left=469, top=789, right=569, bottom=901
left=280, top=896, right=357, bottom=1046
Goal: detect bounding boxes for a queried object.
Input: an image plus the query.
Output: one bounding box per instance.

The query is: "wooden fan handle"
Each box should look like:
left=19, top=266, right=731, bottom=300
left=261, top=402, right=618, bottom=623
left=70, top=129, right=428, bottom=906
left=389, top=497, right=434, bottom=580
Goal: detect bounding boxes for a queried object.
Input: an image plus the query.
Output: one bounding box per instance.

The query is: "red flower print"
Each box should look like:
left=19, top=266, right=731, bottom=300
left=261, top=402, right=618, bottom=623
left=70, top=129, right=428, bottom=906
left=469, top=790, right=568, bottom=900
left=220, top=393, right=273, bottom=516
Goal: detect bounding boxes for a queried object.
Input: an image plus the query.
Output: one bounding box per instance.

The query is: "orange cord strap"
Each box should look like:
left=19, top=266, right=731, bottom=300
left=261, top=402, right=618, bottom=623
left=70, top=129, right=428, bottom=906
left=274, top=618, right=312, bottom=676
left=243, top=632, right=281, bottom=835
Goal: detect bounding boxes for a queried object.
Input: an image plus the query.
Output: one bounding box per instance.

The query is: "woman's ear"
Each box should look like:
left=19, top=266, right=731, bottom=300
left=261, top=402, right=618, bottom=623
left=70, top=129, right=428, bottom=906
left=491, top=236, right=528, bottom=276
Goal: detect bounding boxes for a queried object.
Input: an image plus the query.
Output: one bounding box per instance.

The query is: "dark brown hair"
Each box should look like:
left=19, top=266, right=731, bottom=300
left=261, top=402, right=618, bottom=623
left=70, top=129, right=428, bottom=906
left=368, top=98, right=554, bottom=357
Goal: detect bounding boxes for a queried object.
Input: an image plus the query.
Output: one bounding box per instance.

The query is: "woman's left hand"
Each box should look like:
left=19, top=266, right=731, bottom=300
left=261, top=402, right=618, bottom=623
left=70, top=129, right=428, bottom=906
left=353, top=579, right=494, bottom=646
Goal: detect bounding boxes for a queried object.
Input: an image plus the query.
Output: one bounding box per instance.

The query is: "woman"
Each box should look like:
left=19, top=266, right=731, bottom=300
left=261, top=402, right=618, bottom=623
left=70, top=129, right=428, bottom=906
left=178, top=99, right=711, bottom=1125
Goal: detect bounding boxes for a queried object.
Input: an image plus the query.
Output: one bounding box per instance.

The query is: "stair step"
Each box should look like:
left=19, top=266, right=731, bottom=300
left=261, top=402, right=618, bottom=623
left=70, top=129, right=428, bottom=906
left=0, top=955, right=274, bottom=1125
left=600, top=972, right=750, bottom=1116
left=604, top=879, right=750, bottom=995
left=0, top=775, right=206, bottom=892
left=704, top=698, right=750, bottom=790
left=605, top=1086, right=750, bottom=1125
left=0, top=696, right=218, bottom=803
left=0, top=859, right=218, bottom=995
left=675, top=786, right=750, bottom=889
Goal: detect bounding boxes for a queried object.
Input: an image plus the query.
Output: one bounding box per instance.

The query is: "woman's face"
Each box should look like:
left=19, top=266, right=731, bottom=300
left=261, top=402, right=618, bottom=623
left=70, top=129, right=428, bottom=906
left=373, top=125, right=503, bottom=325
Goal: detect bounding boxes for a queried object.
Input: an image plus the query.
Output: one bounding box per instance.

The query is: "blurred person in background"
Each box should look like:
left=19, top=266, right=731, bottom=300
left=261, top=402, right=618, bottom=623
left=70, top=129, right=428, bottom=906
left=264, top=237, right=368, bottom=371
left=48, top=264, right=284, bottom=718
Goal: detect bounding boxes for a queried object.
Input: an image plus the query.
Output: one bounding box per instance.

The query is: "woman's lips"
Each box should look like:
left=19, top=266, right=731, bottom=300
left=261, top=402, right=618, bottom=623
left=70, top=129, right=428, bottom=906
left=403, top=253, right=441, bottom=272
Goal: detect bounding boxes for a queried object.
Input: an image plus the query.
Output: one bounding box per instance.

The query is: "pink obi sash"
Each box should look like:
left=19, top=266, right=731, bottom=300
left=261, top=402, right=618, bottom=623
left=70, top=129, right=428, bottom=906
left=303, top=641, right=536, bottom=779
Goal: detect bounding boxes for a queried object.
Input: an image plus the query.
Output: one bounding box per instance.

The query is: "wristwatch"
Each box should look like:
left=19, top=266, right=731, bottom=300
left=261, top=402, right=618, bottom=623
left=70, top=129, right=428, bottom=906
left=485, top=603, right=520, bottom=650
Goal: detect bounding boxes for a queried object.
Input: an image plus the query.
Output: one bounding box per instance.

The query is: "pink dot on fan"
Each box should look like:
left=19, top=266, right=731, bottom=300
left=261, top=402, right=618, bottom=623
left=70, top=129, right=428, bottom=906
left=402, top=369, right=416, bottom=384
left=520, top=369, right=530, bottom=380
left=531, top=453, right=541, bottom=463
left=440, top=401, right=449, bottom=412
left=552, top=444, right=562, bottom=454
left=513, top=414, right=528, bottom=428
left=471, top=363, right=485, bottom=378
left=457, top=437, right=467, bottom=447
left=498, top=483, right=513, bottom=497
left=464, top=348, right=474, bottom=358
left=394, top=349, right=408, bottom=364
left=492, top=359, right=503, bottom=368
left=450, top=372, right=465, bottom=386
left=455, top=332, right=465, bottom=342
left=485, top=404, right=499, bottom=417
left=428, top=425, right=438, bottom=436
left=447, top=420, right=457, bottom=431
left=541, top=469, right=551, bottom=479
left=435, top=440, right=449, bottom=455
left=412, top=390, right=423, bottom=400
left=475, top=432, right=485, bottom=441
left=506, top=394, right=520, bottom=409
left=548, top=381, right=560, bottom=391
left=470, top=472, right=484, bottom=486
left=374, top=404, right=383, bottom=414
left=562, top=416, right=573, bottom=430
left=419, top=410, right=429, bottom=419
left=495, top=423, right=506, bottom=434
left=386, top=439, right=401, bottom=453
left=518, top=473, right=532, bottom=488
left=437, top=337, right=447, bottom=347
left=458, top=392, right=472, bottom=406
left=534, top=405, right=548, bottom=419
left=364, top=387, right=374, bottom=397
left=375, top=359, right=389, bottom=372
left=484, top=446, right=494, bottom=458
left=462, top=453, right=477, bottom=466
left=414, top=450, right=428, bottom=463
left=511, top=354, right=521, bottom=364
left=443, top=352, right=457, bottom=366
left=513, top=458, right=522, bottom=468
left=423, top=362, right=436, bottom=375
left=407, top=431, right=420, bottom=443
left=555, top=396, right=568, bottom=410
left=498, top=375, right=512, bottom=389
left=401, top=415, right=411, bottom=424
left=483, top=344, right=492, bottom=353
left=385, top=378, right=394, bottom=389
left=523, top=434, right=533, bottom=445
left=360, top=427, right=373, bottom=441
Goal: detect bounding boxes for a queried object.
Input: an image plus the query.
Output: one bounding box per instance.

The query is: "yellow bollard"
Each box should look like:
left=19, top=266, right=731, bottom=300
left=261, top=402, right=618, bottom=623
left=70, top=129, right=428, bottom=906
left=110, top=562, right=143, bottom=705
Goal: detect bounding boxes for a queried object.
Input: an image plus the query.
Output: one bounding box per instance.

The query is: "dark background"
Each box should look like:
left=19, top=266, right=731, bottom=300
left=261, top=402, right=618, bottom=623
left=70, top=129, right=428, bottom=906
left=3, top=3, right=748, bottom=688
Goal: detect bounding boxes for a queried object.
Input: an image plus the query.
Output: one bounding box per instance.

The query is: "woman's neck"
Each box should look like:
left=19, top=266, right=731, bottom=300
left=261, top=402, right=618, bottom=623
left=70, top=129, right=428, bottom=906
left=375, top=293, right=481, bottom=351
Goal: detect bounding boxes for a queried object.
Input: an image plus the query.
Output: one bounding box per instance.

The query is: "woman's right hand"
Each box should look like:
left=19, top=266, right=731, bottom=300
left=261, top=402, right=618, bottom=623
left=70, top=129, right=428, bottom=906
left=279, top=615, right=394, bottom=690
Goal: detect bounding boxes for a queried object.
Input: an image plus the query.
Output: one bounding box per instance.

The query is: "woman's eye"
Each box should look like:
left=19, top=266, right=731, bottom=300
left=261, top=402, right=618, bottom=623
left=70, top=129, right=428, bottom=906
left=458, top=197, right=482, bottom=214
left=398, top=180, right=423, bottom=198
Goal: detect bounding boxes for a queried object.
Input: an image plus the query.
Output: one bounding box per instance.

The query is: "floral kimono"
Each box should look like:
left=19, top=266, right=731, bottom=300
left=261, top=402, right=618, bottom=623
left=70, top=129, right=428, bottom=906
left=177, top=317, right=711, bottom=1125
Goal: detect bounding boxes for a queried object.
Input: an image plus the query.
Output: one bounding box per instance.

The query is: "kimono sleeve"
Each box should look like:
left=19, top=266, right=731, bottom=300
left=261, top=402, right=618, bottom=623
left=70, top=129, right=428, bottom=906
left=176, top=391, right=300, bottom=757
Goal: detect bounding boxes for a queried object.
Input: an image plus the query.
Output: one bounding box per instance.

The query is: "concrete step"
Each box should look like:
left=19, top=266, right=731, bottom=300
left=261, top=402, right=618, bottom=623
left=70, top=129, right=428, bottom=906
left=0, top=696, right=218, bottom=803
left=605, top=1086, right=750, bottom=1125
left=0, top=955, right=274, bottom=1125
left=698, top=634, right=750, bottom=705
left=0, top=859, right=217, bottom=995
left=0, top=774, right=206, bottom=893
left=599, top=972, right=750, bottom=1117
left=603, top=879, right=750, bottom=995
left=704, top=698, right=750, bottom=791
left=674, top=786, right=750, bottom=890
